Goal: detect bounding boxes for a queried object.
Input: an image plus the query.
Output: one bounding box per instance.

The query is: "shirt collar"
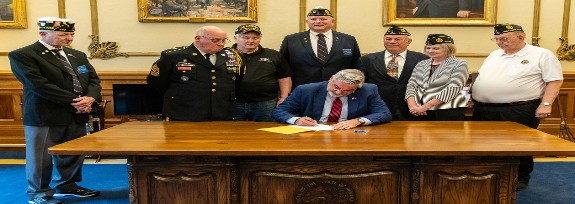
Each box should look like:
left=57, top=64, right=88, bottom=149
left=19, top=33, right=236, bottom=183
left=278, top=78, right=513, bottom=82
left=193, top=43, right=209, bottom=57
left=39, top=40, right=58, bottom=50
left=310, top=30, right=333, bottom=39
left=386, top=50, right=407, bottom=59
left=500, top=42, right=529, bottom=57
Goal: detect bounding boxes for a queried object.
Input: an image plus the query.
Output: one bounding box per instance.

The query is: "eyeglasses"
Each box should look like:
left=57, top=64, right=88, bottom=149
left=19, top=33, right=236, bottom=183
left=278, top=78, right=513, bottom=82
left=331, top=81, right=357, bottom=93
left=307, top=17, right=332, bottom=22
left=200, top=36, right=230, bottom=44
left=491, top=35, right=517, bottom=43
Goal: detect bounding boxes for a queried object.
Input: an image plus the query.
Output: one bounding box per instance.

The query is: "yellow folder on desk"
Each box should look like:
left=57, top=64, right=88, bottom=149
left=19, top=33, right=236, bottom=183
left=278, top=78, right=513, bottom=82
left=258, top=126, right=312, bottom=134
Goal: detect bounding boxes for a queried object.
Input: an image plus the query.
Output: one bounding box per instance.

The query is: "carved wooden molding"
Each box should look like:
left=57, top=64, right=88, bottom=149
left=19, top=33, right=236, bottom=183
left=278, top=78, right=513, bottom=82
left=557, top=0, right=575, bottom=61
left=532, top=0, right=541, bottom=46
left=87, top=0, right=127, bottom=59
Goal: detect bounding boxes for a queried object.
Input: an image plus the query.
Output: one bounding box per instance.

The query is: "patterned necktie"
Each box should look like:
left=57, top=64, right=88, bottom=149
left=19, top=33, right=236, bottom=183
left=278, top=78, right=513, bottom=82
left=317, top=34, right=328, bottom=64
left=51, top=49, right=82, bottom=95
left=386, top=54, right=399, bottom=80
left=328, top=97, right=342, bottom=122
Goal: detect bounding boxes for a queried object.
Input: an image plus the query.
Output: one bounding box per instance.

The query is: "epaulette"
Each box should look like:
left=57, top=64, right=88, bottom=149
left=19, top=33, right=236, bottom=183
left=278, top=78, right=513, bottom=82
left=163, top=46, right=188, bottom=53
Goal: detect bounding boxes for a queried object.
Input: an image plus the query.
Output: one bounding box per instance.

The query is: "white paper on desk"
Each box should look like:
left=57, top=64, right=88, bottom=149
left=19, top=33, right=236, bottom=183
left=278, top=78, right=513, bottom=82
left=289, top=124, right=333, bottom=131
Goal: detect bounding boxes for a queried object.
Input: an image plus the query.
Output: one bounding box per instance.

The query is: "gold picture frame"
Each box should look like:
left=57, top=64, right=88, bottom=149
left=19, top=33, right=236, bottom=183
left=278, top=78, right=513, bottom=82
left=0, top=0, right=27, bottom=28
left=138, top=0, right=257, bottom=23
left=384, top=0, right=497, bottom=26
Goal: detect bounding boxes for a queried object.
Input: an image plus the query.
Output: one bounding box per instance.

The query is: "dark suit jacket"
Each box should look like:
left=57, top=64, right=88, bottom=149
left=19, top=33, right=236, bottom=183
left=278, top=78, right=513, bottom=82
left=271, top=81, right=392, bottom=125
left=360, top=50, right=428, bottom=120
left=414, top=0, right=473, bottom=18
left=280, top=30, right=362, bottom=88
left=9, top=41, right=102, bottom=126
left=147, top=44, right=236, bottom=121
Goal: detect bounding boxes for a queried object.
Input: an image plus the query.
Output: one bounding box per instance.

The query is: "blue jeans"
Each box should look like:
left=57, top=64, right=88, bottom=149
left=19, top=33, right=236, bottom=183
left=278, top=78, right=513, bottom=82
left=234, top=99, right=277, bottom=122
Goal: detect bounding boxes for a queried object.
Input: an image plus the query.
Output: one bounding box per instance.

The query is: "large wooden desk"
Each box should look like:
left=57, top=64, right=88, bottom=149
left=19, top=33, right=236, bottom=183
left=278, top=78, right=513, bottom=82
left=50, top=121, right=575, bottom=204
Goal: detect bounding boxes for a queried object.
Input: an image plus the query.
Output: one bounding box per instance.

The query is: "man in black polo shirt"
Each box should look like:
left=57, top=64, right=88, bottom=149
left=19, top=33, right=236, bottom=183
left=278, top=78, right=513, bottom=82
left=231, top=24, right=293, bottom=121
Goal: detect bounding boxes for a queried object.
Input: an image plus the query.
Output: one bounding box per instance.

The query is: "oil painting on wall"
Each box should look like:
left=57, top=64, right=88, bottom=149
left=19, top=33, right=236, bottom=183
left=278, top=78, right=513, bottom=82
left=138, top=0, right=256, bottom=23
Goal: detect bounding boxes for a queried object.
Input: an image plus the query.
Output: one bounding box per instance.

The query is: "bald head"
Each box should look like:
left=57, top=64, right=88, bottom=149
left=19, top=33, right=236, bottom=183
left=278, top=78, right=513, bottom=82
left=194, top=26, right=228, bottom=54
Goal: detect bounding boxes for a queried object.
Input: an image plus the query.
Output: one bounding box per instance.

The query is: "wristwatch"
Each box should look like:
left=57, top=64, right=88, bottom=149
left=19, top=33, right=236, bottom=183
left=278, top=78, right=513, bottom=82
left=358, top=118, right=366, bottom=125
left=542, top=102, right=552, bottom=106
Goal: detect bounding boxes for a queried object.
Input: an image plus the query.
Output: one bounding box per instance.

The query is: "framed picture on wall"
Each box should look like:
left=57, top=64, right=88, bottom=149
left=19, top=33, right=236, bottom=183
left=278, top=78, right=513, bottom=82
left=138, top=0, right=257, bottom=23
left=0, top=0, right=27, bottom=29
left=384, top=0, right=496, bottom=26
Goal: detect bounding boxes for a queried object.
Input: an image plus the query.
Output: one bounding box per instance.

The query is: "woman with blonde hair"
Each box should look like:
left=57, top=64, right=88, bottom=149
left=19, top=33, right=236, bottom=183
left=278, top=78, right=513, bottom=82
left=405, top=34, right=469, bottom=120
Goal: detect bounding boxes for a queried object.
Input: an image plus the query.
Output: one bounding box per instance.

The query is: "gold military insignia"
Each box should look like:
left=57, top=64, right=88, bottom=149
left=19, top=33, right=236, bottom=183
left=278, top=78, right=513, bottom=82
left=224, top=47, right=243, bottom=74
left=521, top=60, right=529, bottom=64
left=164, top=46, right=188, bottom=53
left=506, top=25, right=513, bottom=30
left=150, top=64, right=160, bottom=76
left=436, top=38, right=443, bottom=43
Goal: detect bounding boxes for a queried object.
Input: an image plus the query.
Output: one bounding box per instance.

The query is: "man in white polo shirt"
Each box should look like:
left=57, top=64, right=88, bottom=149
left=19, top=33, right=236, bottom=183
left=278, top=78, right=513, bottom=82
left=472, top=23, right=563, bottom=191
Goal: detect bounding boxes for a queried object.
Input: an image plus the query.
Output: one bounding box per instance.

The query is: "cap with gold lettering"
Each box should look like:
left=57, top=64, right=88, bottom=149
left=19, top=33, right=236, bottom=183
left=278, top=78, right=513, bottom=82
left=494, top=24, right=523, bottom=35
left=425, top=34, right=454, bottom=45
left=385, top=25, right=411, bottom=36
left=307, top=6, right=333, bottom=17
left=37, top=17, right=75, bottom=32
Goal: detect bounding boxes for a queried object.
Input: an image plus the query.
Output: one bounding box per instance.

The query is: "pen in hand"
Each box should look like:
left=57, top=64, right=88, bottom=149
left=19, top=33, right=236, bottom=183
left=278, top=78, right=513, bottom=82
left=296, top=116, right=318, bottom=126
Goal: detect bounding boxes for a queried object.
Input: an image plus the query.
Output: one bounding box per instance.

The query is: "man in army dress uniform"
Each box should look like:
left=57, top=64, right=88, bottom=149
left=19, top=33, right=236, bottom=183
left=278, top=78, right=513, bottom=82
left=147, top=25, right=240, bottom=121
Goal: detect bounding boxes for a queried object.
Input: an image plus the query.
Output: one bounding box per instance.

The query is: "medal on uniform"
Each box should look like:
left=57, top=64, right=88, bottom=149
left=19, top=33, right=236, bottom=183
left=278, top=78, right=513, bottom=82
left=521, top=60, right=529, bottom=64
left=177, top=60, right=193, bottom=71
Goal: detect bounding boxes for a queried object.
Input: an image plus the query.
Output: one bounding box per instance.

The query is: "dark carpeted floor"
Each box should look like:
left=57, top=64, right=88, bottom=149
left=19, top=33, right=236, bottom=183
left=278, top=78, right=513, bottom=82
left=0, top=161, right=573, bottom=203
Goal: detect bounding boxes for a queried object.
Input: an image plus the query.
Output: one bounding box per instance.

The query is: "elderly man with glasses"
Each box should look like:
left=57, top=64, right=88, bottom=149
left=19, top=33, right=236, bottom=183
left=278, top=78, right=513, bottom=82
left=471, top=23, right=564, bottom=191
left=272, top=69, right=392, bottom=130
left=147, top=25, right=240, bottom=121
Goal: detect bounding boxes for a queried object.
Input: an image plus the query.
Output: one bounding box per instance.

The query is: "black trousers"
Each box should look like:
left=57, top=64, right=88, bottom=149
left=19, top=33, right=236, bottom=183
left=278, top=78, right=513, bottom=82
left=472, top=99, right=541, bottom=182
left=412, top=107, right=466, bottom=121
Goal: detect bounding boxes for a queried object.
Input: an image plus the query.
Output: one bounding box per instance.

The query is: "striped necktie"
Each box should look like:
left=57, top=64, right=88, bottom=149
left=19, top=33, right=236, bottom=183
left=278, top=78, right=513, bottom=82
left=328, top=97, right=342, bottom=122
left=317, top=33, right=328, bottom=64
left=52, top=49, right=82, bottom=95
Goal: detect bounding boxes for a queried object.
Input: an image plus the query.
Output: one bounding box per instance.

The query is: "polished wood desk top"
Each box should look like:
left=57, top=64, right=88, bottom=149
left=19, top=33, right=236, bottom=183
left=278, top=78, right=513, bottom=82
left=49, top=121, right=575, bottom=156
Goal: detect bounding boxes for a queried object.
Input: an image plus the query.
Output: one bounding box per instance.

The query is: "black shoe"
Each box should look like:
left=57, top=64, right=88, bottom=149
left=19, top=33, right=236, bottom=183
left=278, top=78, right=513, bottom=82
left=54, top=186, right=100, bottom=197
left=517, top=180, right=529, bottom=191
left=28, top=197, right=63, bottom=204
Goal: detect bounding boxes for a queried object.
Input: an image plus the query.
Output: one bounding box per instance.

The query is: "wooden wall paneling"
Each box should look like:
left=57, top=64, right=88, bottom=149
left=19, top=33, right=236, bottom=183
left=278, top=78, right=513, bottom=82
left=0, top=95, right=15, bottom=120
left=2, top=71, right=575, bottom=136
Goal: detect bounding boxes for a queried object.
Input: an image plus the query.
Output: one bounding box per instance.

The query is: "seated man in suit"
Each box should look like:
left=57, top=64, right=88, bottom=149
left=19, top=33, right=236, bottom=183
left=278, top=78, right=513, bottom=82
left=272, top=69, right=392, bottom=129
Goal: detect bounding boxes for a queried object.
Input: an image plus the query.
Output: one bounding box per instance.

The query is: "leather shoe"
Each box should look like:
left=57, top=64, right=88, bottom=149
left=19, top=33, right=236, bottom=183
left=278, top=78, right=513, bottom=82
left=28, top=197, right=63, bottom=204
left=54, top=186, right=100, bottom=197
left=517, top=180, right=529, bottom=191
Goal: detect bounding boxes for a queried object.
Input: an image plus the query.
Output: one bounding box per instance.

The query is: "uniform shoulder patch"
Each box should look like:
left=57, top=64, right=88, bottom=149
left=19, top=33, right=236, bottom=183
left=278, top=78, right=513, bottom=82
left=150, top=63, right=160, bottom=76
